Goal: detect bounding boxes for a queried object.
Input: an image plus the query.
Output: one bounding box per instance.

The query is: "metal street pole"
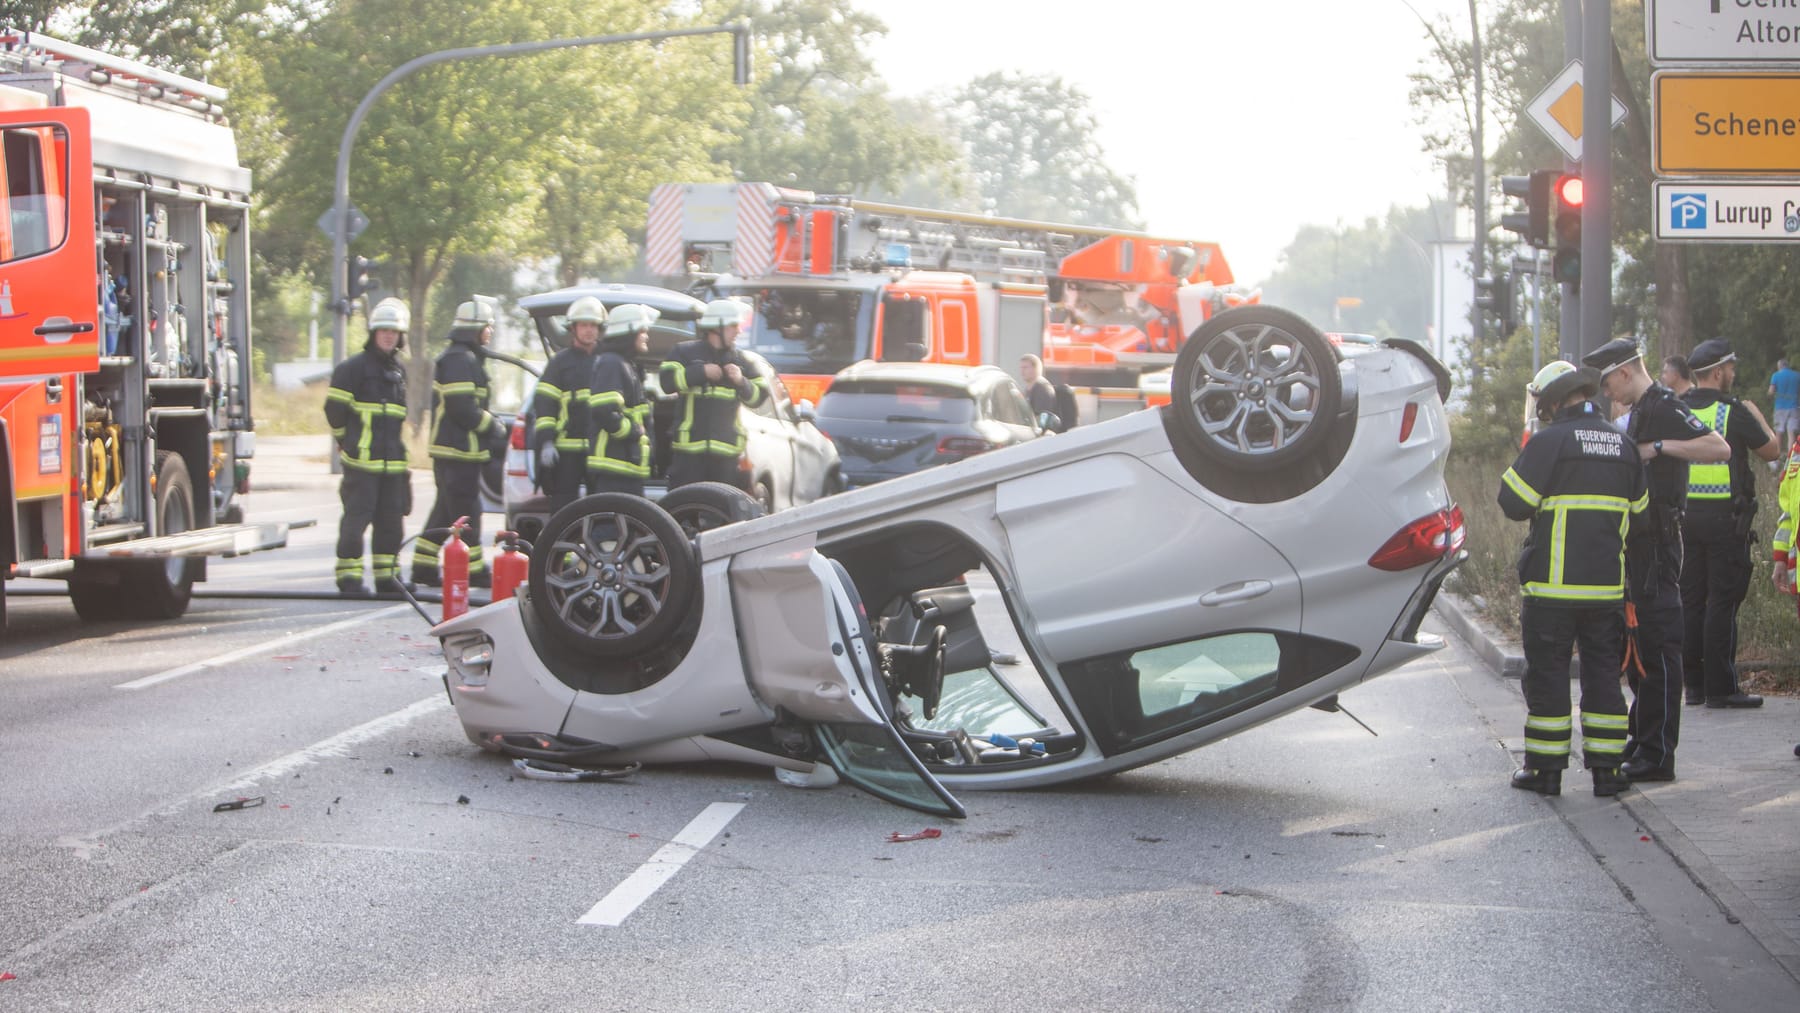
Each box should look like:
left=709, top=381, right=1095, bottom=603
left=1578, top=0, right=1611, bottom=360
left=1559, top=0, right=1581, bottom=357
left=329, top=23, right=752, bottom=365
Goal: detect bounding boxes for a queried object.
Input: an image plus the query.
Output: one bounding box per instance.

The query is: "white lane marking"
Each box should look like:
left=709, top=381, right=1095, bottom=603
left=578, top=802, right=746, bottom=927
left=115, top=604, right=414, bottom=689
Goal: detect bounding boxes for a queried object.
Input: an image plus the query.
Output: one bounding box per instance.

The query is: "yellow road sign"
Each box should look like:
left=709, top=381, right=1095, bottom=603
left=1654, top=72, right=1800, bottom=175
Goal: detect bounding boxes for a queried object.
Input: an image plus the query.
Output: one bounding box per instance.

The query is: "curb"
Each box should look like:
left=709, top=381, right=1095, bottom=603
left=1429, top=594, right=1800, bottom=985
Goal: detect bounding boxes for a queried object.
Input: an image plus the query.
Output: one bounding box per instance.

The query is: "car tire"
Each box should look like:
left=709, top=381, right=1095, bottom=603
left=659, top=481, right=766, bottom=540
left=1169, top=306, right=1341, bottom=473
left=118, top=451, right=200, bottom=619
left=527, top=493, right=698, bottom=659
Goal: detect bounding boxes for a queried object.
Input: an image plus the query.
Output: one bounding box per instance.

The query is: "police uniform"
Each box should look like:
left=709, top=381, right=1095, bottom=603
left=1498, top=366, right=1645, bottom=796
left=1679, top=338, right=1772, bottom=707
left=1583, top=338, right=1714, bottom=780
left=587, top=333, right=651, bottom=497
left=531, top=340, right=596, bottom=513
left=659, top=336, right=766, bottom=491
left=324, top=329, right=411, bottom=592
left=413, top=316, right=504, bottom=587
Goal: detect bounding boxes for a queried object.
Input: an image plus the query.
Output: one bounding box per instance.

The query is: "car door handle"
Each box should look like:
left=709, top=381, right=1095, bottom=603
left=34, top=318, right=95, bottom=342
left=1199, top=580, right=1273, bottom=606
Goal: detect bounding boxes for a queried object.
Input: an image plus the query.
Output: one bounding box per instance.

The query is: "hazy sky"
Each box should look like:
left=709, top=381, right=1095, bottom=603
left=855, top=0, right=1481, bottom=287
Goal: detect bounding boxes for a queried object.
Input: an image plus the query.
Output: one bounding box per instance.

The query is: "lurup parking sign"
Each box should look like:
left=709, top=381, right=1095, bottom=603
left=1654, top=180, right=1800, bottom=240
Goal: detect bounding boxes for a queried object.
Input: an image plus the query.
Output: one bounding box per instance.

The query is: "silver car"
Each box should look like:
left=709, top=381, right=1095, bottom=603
left=437, top=307, right=1464, bottom=817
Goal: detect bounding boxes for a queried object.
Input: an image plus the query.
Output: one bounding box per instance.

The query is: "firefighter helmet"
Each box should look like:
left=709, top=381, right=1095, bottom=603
left=1529, top=360, right=1600, bottom=421
left=368, top=297, right=409, bottom=333
left=698, top=298, right=748, bottom=330
left=566, top=296, right=608, bottom=325
left=453, top=299, right=497, bottom=328
left=604, top=302, right=660, bottom=338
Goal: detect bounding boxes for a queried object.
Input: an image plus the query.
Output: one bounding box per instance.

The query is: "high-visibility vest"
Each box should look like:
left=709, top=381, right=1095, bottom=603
left=1687, top=401, right=1733, bottom=502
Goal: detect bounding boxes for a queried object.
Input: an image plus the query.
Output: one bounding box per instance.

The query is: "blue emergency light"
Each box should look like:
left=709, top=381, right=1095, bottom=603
left=883, top=243, right=913, bottom=268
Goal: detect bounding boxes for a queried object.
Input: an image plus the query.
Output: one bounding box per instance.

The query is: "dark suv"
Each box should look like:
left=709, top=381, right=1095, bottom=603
left=816, top=362, right=1046, bottom=488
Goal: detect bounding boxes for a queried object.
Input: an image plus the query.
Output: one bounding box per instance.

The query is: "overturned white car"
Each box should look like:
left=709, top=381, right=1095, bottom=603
left=435, top=307, right=1465, bottom=816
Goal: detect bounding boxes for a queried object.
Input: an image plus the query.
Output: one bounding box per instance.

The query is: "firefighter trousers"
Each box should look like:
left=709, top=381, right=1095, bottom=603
left=1519, top=600, right=1629, bottom=771
left=668, top=450, right=747, bottom=492
left=413, top=460, right=486, bottom=580
left=540, top=453, right=588, bottom=517
left=587, top=471, right=645, bottom=498
left=1679, top=515, right=1753, bottom=700
left=336, top=469, right=410, bottom=585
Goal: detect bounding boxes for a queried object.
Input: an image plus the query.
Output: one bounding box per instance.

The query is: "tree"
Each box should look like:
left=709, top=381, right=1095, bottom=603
left=702, top=0, right=959, bottom=194
left=944, top=72, right=1142, bottom=229
left=1260, top=206, right=1437, bottom=343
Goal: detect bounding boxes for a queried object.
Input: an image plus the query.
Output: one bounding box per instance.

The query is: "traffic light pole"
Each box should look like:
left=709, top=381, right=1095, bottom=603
left=1578, top=0, right=1611, bottom=361
left=1559, top=0, right=1581, bottom=358
left=328, top=23, right=752, bottom=366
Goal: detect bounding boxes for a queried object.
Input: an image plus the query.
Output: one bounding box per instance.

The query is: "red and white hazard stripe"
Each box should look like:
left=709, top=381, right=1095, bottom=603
left=732, top=182, right=778, bottom=278
left=645, top=184, right=685, bottom=276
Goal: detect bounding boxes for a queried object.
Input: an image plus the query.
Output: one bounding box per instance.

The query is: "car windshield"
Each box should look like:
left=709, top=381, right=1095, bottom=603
left=818, top=382, right=976, bottom=424
left=734, top=286, right=874, bottom=376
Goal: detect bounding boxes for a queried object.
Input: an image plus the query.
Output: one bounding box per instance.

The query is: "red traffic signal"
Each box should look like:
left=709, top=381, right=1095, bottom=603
left=1555, top=174, right=1583, bottom=208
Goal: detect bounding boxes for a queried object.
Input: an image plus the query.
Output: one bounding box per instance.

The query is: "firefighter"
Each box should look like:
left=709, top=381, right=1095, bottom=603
left=660, top=297, right=765, bottom=491
left=324, top=297, right=413, bottom=594
left=532, top=295, right=604, bottom=514
left=1678, top=338, right=1779, bottom=709
left=587, top=302, right=655, bottom=497
left=1499, top=362, right=1646, bottom=797
left=1582, top=337, right=1730, bottom=783
left=412, top=299, right=505, bottom=589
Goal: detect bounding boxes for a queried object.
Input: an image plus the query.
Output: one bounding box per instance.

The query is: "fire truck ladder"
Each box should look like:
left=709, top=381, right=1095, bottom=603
left=0, top=29, right=227, bottom=114
left=839, top=199, right=1163, bottom=284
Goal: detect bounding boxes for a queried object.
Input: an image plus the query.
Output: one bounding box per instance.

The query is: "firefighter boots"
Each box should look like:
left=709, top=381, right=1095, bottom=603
left=1621, top=757, right=1676, bottom=782
left=374, top=577, right=410, bottom=594
left=1590, top=766, right=1630, bottom=797
left=336, top=576, right=364, bottom=596
left=1510, top=768, right=1561, bottom=796
left=412, top=567, right=440, bottom=588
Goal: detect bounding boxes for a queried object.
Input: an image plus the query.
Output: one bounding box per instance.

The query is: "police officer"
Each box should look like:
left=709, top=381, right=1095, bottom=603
left=324, top=297, right=413, bottom=594
left=660, top=298, right=766, bottom=491
left=413, top=298, right=505, bottom=589
left=1499, top=362, right=1645, bottom=797
left=1582, top=337, right=1730, bottom=783
left=1679, top=338, right=1779, bottom=709
left=532, top=295, right=603, bottom=513
left=587, top=303, right=655, bottom=497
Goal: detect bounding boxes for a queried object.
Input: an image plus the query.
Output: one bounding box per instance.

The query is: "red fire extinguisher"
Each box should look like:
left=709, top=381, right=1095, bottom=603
left=491, top=531, right=528, bottom=603
left=442, top=516, right=470, bottom=621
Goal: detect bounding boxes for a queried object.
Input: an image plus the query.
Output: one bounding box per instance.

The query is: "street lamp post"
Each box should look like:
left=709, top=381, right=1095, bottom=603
left=328, top=23, right=752, bottom=364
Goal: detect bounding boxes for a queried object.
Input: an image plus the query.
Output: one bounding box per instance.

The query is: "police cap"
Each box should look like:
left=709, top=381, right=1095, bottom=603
left=1581, top=337, right=1643, bottom=378
left=1688, top=338, right=1736, bottom=373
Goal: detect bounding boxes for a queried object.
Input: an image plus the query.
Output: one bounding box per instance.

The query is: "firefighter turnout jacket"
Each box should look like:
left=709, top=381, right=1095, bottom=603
left=1499, top=402, right=1649, bottom=604
left=588, top=349, right=650, bottom=479
left=324, top=341, right=408, bottom=473
left=658, top=338, right=766, bottom=458
left=531, top=344, right=595, bottom=460
left=429, top=341, right=502, bottom=462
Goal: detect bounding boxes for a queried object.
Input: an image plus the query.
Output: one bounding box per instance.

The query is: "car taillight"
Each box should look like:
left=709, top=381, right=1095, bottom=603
left=509, top=418, right=527, bottom=450
left=937, top=436, right=995, bottom=457
left=1368, top=504, right=1466, bottom=571
left=1399, top=402, right=1420, bottom=442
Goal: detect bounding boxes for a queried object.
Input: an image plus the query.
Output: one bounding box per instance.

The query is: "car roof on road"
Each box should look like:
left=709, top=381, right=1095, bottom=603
left=518, top=283, right=706, bottom=319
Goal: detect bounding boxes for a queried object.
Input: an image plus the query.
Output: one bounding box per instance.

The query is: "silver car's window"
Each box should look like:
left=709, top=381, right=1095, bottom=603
left=817, top=383, right=976, bottom=424
left=1129, top=634, right=1280, bottom=719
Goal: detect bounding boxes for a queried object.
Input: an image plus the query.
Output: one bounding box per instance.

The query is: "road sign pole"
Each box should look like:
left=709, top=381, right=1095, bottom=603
left=1579, top=0, right=1611, bottom=361
left=1559, top=0, right=1582, bottom=357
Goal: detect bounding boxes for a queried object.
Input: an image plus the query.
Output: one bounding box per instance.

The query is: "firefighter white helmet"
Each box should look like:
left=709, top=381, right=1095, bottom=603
left=698, top=298, right=748, bottom=330
left=566, top=296, right=608, bottom=325
left=1529, top=360, right=1600, bottom=422
left=368, top=297, right=409, bottom=333
left=604, top=302, right=660, bottom=338
left=453, top=299, right=497, bottom=328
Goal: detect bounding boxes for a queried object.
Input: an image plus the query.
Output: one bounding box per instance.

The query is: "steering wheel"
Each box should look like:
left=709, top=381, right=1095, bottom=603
left=889, top=623, right=947, bottom=720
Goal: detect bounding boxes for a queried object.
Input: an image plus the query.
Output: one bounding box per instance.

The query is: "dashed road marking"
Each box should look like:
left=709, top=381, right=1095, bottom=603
left=577, top=802, right=746, bottom=927
left=115, top=604, right=414, bottom=689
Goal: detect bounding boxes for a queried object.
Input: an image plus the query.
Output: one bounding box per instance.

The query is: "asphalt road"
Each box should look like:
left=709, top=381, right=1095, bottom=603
left=1, top=437, right=1794, bottom=1010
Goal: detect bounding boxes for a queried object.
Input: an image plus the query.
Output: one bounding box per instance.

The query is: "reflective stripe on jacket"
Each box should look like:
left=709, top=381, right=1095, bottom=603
left=429, top=343, right=500, bottom=462
left=532, top=346, right=595, bottom=453
left=587, top=351, right=650, bottom=477
left=658, top=339, right=766, bottom=458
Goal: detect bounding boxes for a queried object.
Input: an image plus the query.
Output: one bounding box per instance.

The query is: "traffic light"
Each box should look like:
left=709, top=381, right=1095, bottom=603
left=347, top=255, right=382, bottom=301
left=1551, top=174, right=1582, bottom=288
left=1475, top=273, right=1515, bottom=335
left=1499, top=169, right=1557, bottom=248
